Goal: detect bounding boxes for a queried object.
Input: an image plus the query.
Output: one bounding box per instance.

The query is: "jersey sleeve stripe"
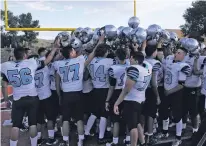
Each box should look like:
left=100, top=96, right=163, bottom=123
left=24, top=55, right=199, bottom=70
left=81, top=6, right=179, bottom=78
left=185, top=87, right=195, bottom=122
left=181, top=66, right=191, bottom=76
left=127, top=67, right=139, bottom=81
left=152, top=62, right=161, bottom=72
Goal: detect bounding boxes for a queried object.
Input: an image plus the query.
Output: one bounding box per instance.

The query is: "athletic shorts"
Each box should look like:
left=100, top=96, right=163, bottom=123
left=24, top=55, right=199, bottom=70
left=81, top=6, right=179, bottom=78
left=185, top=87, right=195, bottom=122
left=61, top=91, right=84, bottom=122
left=182, top=87, right=200, bottom=121
left=123, top=100, right=142, bottom=131
left=82, top=90, right=93, bottom=115
left=109, top=89, right=123, bottom=123
left=12, top=96, right=39, bottom=128
left=91, top=88, right=108, bottom=118
left=162, top=89, right=183, bottom=123
left=51, top=90, right=61, bottom=116
left=142, top=87, right=157, bottom=118
left=37, top=97, right=56, bottom=124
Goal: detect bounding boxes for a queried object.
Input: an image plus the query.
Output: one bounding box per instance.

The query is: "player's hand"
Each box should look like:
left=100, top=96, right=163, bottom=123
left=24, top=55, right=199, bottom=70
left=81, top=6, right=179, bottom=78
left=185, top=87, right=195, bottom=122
left=132, top=43, right=139, bottom=51
left=113, top=105, right=119, bottom=115
left=156, top=97, right=161, bottom=105
left=105, top=102, right=110, bottom=111
left=54, top=37, right=61, bottom=48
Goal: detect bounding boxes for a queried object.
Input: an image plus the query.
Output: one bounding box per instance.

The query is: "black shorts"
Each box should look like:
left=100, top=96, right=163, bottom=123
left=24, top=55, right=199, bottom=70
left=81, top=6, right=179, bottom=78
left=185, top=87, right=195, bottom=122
left=158, top=86, right=165, bottom=120
left=142, top=87, right=157, bottom=118
left=109, top=89, right=123, bottom=123
left=162, top=89, right=183, bottom=123
left=82, top=90, right=93, bottom=115
left=12, top=96, right=39, bottom=128
left=51, top=90, right=61, bottom=116
left=37, top=97, right=56, bottom=124
left=91, top=88, right=108, bottom=118
left=198, top=94, right=206, bottom=116
left=182, top=87, right=199, bottom=120
left=123, top=101, right=142, bottom=131
left=61, top=91, right=84, bottom=122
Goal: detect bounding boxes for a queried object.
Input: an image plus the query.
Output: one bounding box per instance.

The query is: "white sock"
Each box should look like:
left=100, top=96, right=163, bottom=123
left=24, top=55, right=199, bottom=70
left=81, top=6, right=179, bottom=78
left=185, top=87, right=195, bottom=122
left=10, top=140, right=18, bottom=146
left=113, top=137, right=118, bottom=144
left=85, top=114, right=97, bottom=135
left=193, top=128, right=198, bottom=133
left=48, top=130, right=55, bottom=138
left=126, top=136, right=130, bottom=141
left=37, top=132, right=41, bottom=139
left=182, top=123, right=186, bottom=129
left=107, top=127, right=111, bottom=132
left=63, top=136, right=69, bottom=141
left=163, top=118, right=169, bottom=131
left=78, top=135, right=84, bottom=142
left=30, top=136, right=38, bottom=146
left=176, top=119, right=182, bottom=137
left=99, top=117, right=107, bottom=139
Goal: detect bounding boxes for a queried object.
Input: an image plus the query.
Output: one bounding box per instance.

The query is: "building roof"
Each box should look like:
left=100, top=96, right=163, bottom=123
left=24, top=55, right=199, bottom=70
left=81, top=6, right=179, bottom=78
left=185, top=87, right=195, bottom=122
left=166, top=29, right=184, bottom=38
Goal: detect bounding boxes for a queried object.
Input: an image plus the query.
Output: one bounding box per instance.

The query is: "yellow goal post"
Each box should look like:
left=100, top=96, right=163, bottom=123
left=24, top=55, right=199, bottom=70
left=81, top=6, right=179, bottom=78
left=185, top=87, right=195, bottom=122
left=4, top=0, right=137, bottom=31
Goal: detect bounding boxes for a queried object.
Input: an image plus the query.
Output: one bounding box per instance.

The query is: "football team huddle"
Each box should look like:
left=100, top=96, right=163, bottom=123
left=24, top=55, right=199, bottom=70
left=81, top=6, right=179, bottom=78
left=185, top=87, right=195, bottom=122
left=1, top=16, right=206, bottom=146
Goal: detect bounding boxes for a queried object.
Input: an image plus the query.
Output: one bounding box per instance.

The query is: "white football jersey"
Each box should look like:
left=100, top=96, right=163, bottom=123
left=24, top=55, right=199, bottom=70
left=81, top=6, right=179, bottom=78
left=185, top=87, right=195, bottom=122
left=164, top=57, right=191, bottom=91
left=1, top=58, right=43, bottom=100
left=49, top=63, right=56, bottom=90
left=183, top=55, right=206, bottom=88
left=82, top=68, right=93, bottom=93
left=201, top=64, right=206, bottom=95
left=35, top=65, right=51, bottom=100
left=53, top=55, right=86, bottom=92
left=88, top=57, right=115, bottom=89
left=108, top=64, right=129, bottom=89
left=124, top=61, right=152, bottom=103
left=145, top=58, right=162, bottom=87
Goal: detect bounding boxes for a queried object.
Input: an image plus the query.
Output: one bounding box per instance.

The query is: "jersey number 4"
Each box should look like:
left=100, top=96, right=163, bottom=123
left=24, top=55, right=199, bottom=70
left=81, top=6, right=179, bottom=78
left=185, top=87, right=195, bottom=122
left=7, top=68, right=33, bottom=88
left=88, top=64, right=106, bottom=82
left=59, top=63, right=80, bottom=82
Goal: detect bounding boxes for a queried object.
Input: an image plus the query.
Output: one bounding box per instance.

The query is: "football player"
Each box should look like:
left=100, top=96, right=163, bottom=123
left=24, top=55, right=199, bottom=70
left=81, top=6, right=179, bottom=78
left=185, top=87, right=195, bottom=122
left=85, top=43, right=115, bottom=144
left=162, top=47, right=191, bottom=146
left=54, top=36, right=104, bottom=146
left=182, top=39, right=205, bottom=134
left=143, top=44, right=162, bottom=145
left=105, top=47, right=129, bottom=146
left=114, top=51, right=152, bottom=146
left=1, top=46, right=58, bottom=146
left=32, top=51, right=58, bottom=146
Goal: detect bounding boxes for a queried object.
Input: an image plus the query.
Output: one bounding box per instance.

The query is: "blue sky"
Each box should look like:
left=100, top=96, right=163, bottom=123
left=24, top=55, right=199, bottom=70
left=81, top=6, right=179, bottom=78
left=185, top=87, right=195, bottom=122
left=1, top=0, right=193, bottom=40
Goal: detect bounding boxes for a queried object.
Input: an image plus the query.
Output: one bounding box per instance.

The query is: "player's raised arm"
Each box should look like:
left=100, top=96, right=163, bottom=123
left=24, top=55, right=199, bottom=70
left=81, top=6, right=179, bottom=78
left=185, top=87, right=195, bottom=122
left=84, top=34, right=105, bottom=67
left=43, top=38, right=60, bottom=66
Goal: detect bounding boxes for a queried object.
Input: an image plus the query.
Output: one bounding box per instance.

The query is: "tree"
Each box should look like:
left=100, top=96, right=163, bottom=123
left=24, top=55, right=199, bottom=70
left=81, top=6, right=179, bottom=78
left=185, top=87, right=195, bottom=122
left=18, top=13, right=40, bottom=46
left=180, top=1, right=206, bottom=36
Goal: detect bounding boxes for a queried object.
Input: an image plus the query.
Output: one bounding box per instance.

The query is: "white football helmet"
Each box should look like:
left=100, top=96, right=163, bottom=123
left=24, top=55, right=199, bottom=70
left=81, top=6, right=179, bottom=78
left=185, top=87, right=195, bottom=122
left=80, top=27, right=94, bottom=44
left=147, top=24, right=162, bottom=41
left=184, top=38, right=199, bottom=53
left=70, top=37, right=83, bottom=51
left=128, top=16, right=140, bottom=29
left=130, top=27, right=147, bottom=44
left=169, top=32, right=178, bottom=42
left=120, top=27, right=133, bottom=44
left=104, top=25, right=117, bottom=41
left=57, top=31, right=71, bottom=47
left=73, top=27, right=83, bottom=38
